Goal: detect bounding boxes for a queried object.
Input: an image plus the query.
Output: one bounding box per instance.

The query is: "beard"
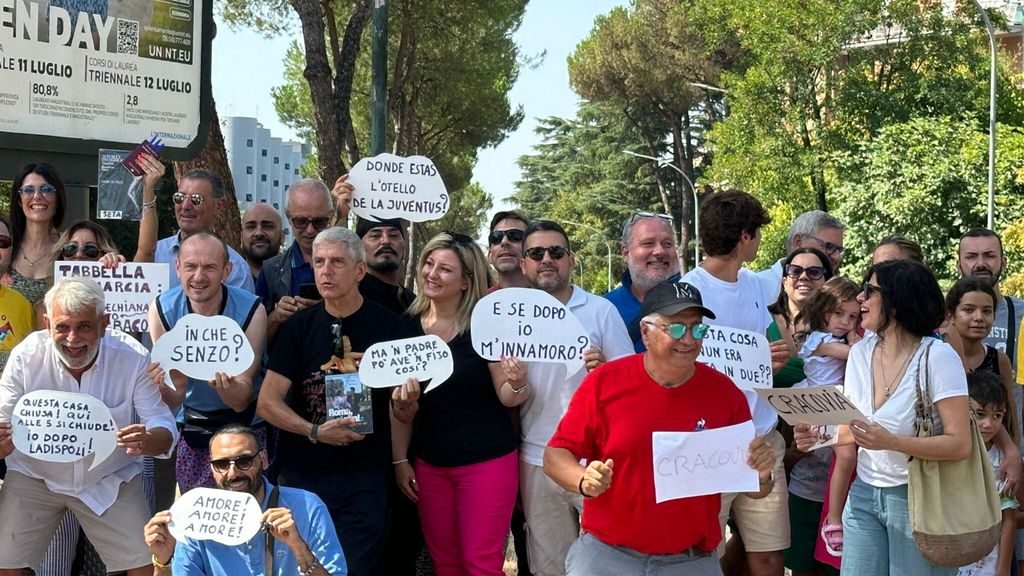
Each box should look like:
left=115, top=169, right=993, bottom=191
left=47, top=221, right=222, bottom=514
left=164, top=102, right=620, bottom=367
left=54, top=339, right=101, bottom=370
left=219, top=472, right=261, bottom=496
left=627, top=255, right=676, bottom=292
left=368, top=258, right=400, bottom=273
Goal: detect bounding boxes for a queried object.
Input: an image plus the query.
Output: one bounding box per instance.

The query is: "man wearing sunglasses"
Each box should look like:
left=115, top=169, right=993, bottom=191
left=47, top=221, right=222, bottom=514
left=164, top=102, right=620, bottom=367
left=151, top=169, right=255, bottom=293
left=355, top=218, right=414, bottom=314
left=258, top=179, right=336, bottom=342
left=544, top=280, right=775, bottom=575
left=516, top=220, right=633, bottom=576
left=681, top=190, right=790, bottom=576
left=757, top=210, right=845, bottom=300
left=605, top=211, right=682, bottom=353
left=487, top=210, right=531, bottom=290
left=145, top=424, right=345, bottom=575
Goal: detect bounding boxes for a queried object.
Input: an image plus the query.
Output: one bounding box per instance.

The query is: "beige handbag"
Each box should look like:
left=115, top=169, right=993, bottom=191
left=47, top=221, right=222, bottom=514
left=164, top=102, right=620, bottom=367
left=908, top=342, right=1001, bottom=567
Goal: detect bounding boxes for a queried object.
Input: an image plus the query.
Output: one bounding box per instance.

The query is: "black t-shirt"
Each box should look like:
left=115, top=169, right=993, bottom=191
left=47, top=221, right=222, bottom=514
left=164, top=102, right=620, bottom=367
left=268, top=299, right=404, bottom=474
left=359, top=273, right=416, bottom=315
left=402, top=315, right=516, bottom=467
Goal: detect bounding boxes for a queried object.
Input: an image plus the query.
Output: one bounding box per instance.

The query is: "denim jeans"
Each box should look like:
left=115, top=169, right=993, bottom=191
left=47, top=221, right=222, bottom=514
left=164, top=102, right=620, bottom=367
left=841, top=477, right=956, bottom=576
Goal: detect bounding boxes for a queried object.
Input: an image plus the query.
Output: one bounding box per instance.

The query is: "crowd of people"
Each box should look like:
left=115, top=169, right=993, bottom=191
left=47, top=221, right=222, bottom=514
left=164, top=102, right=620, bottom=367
left=0, top=160, right=1020, bottom=576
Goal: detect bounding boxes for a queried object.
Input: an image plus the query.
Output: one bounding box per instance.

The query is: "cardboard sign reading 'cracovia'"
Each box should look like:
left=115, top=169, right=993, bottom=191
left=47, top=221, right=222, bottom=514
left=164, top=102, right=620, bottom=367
left=359, top=335, right=454, bottom=393
left=12, top=390, right=118, bottom=470
left=471, top=288, right=590, bottom=376
left=754, top=385, right=868, bottom=427
left=349, top=153, right=450, bottom=222
left=150, top=314, right=255, bottom=391
left=168, top=487, right=263, bottom=546
left=53, top=261, right=170, bottom=334
left=696, top=325, right=773, bottom=390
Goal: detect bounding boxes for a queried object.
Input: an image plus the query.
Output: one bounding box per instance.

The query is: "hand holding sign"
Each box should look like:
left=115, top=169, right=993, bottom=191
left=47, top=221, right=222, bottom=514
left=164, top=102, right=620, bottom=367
left=168, top=487, right=263, bottom=546
left=471, top=288, right=590, bottom=376
left=696, top=325, right=772, bottom=390
left=755, top=385, right=867, bottom=427
left=12, top=390, right=118, bottom=470
left=150, top=314, right=255, bottom=391
left=349, top=153, right=449, bottom=222
left=359, top=335, right=454, bottom=393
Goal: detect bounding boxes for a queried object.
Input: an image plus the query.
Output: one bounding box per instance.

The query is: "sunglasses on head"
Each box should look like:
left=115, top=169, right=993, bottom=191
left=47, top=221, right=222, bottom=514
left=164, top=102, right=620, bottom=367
left=0, top=235, right=11, bottom=249
left=443, top=230, right=476, bottom=246
left=642, top=320, right=710, bottom=340
left=172, top=192, right=205, bottom=206
left=488, top=229, right=525, bottom=245
left=525, top=246, right=568, bottom=261
left=784, top=264, right=827, bottom=281
left=627, top=210, right=673, bottom=226
left=62, top=243, right=102, bottom=259
left=18, top=184, right=57, bottom=197
left=210, top=454, right=257, bottom=473
left=290, top=216, right=331, bottom=232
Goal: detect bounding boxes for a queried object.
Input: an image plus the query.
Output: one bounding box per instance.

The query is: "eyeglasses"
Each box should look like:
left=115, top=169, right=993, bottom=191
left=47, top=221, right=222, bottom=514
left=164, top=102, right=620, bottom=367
left=61, top=243, right=102, bottom=259
left=793, top=330, right=810, bottom=344
left=862, top=282, right=882, bottom=299
left=488, top=229, right=525, bottom=245
left=443, top=230, right=476, bottom=246
left=289, top=216, right=331, bottom=232
left=172, top=192, right=205, bottom=206
left=525, top=246, right=568, bottom=261
left=784, top=264, right=827, bottom=281
left=18, top=184, right=57, bottom=197
left=627, top=210, right=673, bottom=226
left=642, top=320, right=710, bottom=340
left=210, top=454, right=257, bottom=473
left=0, top=235, right=11, bottom=249
left=809, top=235, right=845, bottom=259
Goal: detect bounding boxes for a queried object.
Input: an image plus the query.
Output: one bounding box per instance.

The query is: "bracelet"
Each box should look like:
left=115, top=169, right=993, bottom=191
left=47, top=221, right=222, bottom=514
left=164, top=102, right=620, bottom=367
left=299, top=561, right=318, bottom=576
left=578, top=474, right=592, bottom=498
left=392, top=458, right=409, bottom=465
left=142, top=199, right=157, bottom=211
left=307, top=423, right=319, bottom=444
left=152, top=553, right=172, bottom=569
left=508, top=381, right=529, bottom=394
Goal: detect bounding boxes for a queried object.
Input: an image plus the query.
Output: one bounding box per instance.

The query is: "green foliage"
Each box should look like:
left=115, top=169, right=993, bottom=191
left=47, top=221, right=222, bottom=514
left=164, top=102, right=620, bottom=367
left=750, top=202, right=796, bottom=272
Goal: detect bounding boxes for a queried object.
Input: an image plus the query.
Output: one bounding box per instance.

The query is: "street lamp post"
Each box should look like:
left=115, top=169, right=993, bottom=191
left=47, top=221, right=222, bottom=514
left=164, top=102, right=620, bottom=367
left=622, top=150, right=699, bottom=267
left=968, top=0, right=997, bottom=229
left=563, top=220, right=614, bottom=293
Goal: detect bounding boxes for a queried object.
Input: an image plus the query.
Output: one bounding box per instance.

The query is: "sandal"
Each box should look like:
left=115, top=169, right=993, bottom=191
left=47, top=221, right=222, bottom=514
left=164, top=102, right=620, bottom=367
left=820, top=523, right=843, bottom=557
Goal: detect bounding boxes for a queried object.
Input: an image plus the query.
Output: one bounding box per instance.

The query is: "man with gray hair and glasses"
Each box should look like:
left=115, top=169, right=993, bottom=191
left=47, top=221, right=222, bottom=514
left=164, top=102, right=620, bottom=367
left=605, top=210, right=681, bottom=352
left=0, top=277, right=177, bottom=576
left=758, top=210, right=845, bottom=300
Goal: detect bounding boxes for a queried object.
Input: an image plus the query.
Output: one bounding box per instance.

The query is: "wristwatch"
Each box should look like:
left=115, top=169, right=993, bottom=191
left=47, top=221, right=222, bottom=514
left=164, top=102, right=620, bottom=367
left=307, top=423, right=319, bottom=444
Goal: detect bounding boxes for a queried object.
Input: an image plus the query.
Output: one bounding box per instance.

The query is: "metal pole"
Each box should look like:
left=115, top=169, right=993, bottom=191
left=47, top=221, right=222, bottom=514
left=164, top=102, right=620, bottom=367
left=370, top=0, right=388, bottom=156
left=606, top=242, right=612, bottom=293
left=969, top=0, right=997, bottom=229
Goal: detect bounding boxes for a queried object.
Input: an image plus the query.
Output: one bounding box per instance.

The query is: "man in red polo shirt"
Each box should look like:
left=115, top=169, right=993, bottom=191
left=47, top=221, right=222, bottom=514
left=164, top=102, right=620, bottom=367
left=544, top=280, right=775, bottom=575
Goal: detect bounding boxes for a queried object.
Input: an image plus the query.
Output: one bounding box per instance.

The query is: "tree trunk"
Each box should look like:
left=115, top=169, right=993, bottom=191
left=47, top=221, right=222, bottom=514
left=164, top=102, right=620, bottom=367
left=172, top=103, right=242, bottom=251
left=669, top=114, right=691, bottom=273
left=335, top=0, right=373, bottom=169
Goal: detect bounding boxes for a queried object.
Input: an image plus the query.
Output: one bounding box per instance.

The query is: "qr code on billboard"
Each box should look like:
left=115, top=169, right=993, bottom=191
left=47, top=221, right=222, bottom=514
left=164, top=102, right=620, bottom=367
left=117, top=19, right=140, bottom=56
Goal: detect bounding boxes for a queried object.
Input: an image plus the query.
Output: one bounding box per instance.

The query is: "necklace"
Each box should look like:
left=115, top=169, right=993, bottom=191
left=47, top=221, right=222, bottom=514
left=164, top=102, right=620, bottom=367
left=20, top=250, right=46, bottom=269
left=879, top=345, right=916, bottom=399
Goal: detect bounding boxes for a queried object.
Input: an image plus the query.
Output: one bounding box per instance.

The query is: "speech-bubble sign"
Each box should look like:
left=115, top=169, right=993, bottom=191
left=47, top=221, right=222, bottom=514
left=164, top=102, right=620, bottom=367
left=349, top=153, right=450, bottom=222
left=53, top=261, right=170, bottom=333
left=151, top=314, right=255, bottom=391
left=470, top=288, right=590, bottom=376
left=12, top=390, right=118, bottom=471
left=754, top=385, right=868, bottom=426
left=359, top=335, right=455, bottom=393
left=652, top=420, right=759, bottom=503
left=167, top=487, right=263, bottom=546
left=697, top=325, right=772, bottom=390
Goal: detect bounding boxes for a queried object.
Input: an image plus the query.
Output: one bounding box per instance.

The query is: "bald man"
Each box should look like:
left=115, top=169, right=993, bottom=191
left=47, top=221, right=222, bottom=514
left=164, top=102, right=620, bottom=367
left=240, top=203, right=283, bottom=284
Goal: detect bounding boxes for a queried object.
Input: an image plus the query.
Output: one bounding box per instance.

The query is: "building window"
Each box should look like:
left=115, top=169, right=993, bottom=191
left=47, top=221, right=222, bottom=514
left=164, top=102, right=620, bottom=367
left=245, top=166, right=253, bottom=175
left=273, top=180, right=279, bottom=187
left=261, top=175, right=267, bottom=182
left=245, top=194, right=253, bottom=201
left=261, top=199, right=267, bottom=203
left=246, top=138, right=253, bottom=147
left=273, top=157, right=280, bottom=165
left=261, top=149, right=267, bottom=157
left=294, top=169, right=299, bottom=175
left=285, top=163, right=290, bottom=170
left=273, top=203, right=279, bottom=209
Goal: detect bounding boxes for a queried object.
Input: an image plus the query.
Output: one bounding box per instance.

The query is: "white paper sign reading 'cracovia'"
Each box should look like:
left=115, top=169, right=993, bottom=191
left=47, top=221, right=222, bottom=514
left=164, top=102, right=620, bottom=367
left=168, top=487, right=264, bottom=546
left=754, top=385, right=868, bottom=427
left=471, top=288, right=590, bottom=376
left=696, top=325, right=773, bottom=390
left=151, top=314, right=255, bottom=391
left=12, top=390, right=118, bottom=471
left=652, top=420, right=759, bottom=503
left=359, top=335, right=454, bottom=393
left=349, top=153, right=449, bottom=222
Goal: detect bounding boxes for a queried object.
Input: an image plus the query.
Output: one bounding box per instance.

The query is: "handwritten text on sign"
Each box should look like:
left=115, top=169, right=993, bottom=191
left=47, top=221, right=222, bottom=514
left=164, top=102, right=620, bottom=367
left=696, top=325, right=772, bottom=390
left=151, top=314, right=255, bottom=391
left=349, top=153, right=450, bottom=222
left=168, top=487, right=263, bottom=546
left=360, top=335, right=454, bottom=393
left=12, top=390, right=117, bottom=471
left=652, top=420, right=759, bottom=503
left=53, top=261, right=169, bottom=333
left=754, top=385, right=868, bottom=426
left=471, top=288, right=590, bottom=376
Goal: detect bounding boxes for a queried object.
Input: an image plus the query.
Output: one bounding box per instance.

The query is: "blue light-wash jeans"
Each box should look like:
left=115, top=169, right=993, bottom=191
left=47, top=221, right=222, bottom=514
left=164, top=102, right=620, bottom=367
left=840, top=477, right=956, bottom=576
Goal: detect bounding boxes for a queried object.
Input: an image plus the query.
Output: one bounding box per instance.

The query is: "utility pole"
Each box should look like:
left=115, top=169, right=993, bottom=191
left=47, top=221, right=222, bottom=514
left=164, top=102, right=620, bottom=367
left=370, top=0, right=388, bottom=156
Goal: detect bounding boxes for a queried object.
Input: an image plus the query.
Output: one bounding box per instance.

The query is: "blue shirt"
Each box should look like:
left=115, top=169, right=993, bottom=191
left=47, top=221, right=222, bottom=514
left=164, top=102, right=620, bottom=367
left=173, top=478, right=347, bottom=575
left=604, top=271, right=681, bottom=353
left=156, top=233, right=256, bottom=293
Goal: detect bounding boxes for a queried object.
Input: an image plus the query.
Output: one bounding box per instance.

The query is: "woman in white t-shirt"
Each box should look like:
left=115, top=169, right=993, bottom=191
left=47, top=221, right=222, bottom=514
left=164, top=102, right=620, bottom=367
left=796, top=259, right=971, bottom=575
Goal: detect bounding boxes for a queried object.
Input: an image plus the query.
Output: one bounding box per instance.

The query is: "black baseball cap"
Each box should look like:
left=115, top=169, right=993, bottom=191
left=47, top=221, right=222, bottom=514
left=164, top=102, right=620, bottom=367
left=640, top=280, right=716, bottom=319
left=356, top=217, right=405, bottom=238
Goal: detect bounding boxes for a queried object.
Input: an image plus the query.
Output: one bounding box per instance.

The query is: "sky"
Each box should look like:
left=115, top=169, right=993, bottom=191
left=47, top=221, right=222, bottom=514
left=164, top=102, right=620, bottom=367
left=210, top=0, right=626, bottom=216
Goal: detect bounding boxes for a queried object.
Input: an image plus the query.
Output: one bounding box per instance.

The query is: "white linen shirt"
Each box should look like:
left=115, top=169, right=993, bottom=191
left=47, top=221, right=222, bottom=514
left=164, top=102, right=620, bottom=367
left=519, top=286, right=634, bottom=466
left=0, top=329, right=177, bottom=514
